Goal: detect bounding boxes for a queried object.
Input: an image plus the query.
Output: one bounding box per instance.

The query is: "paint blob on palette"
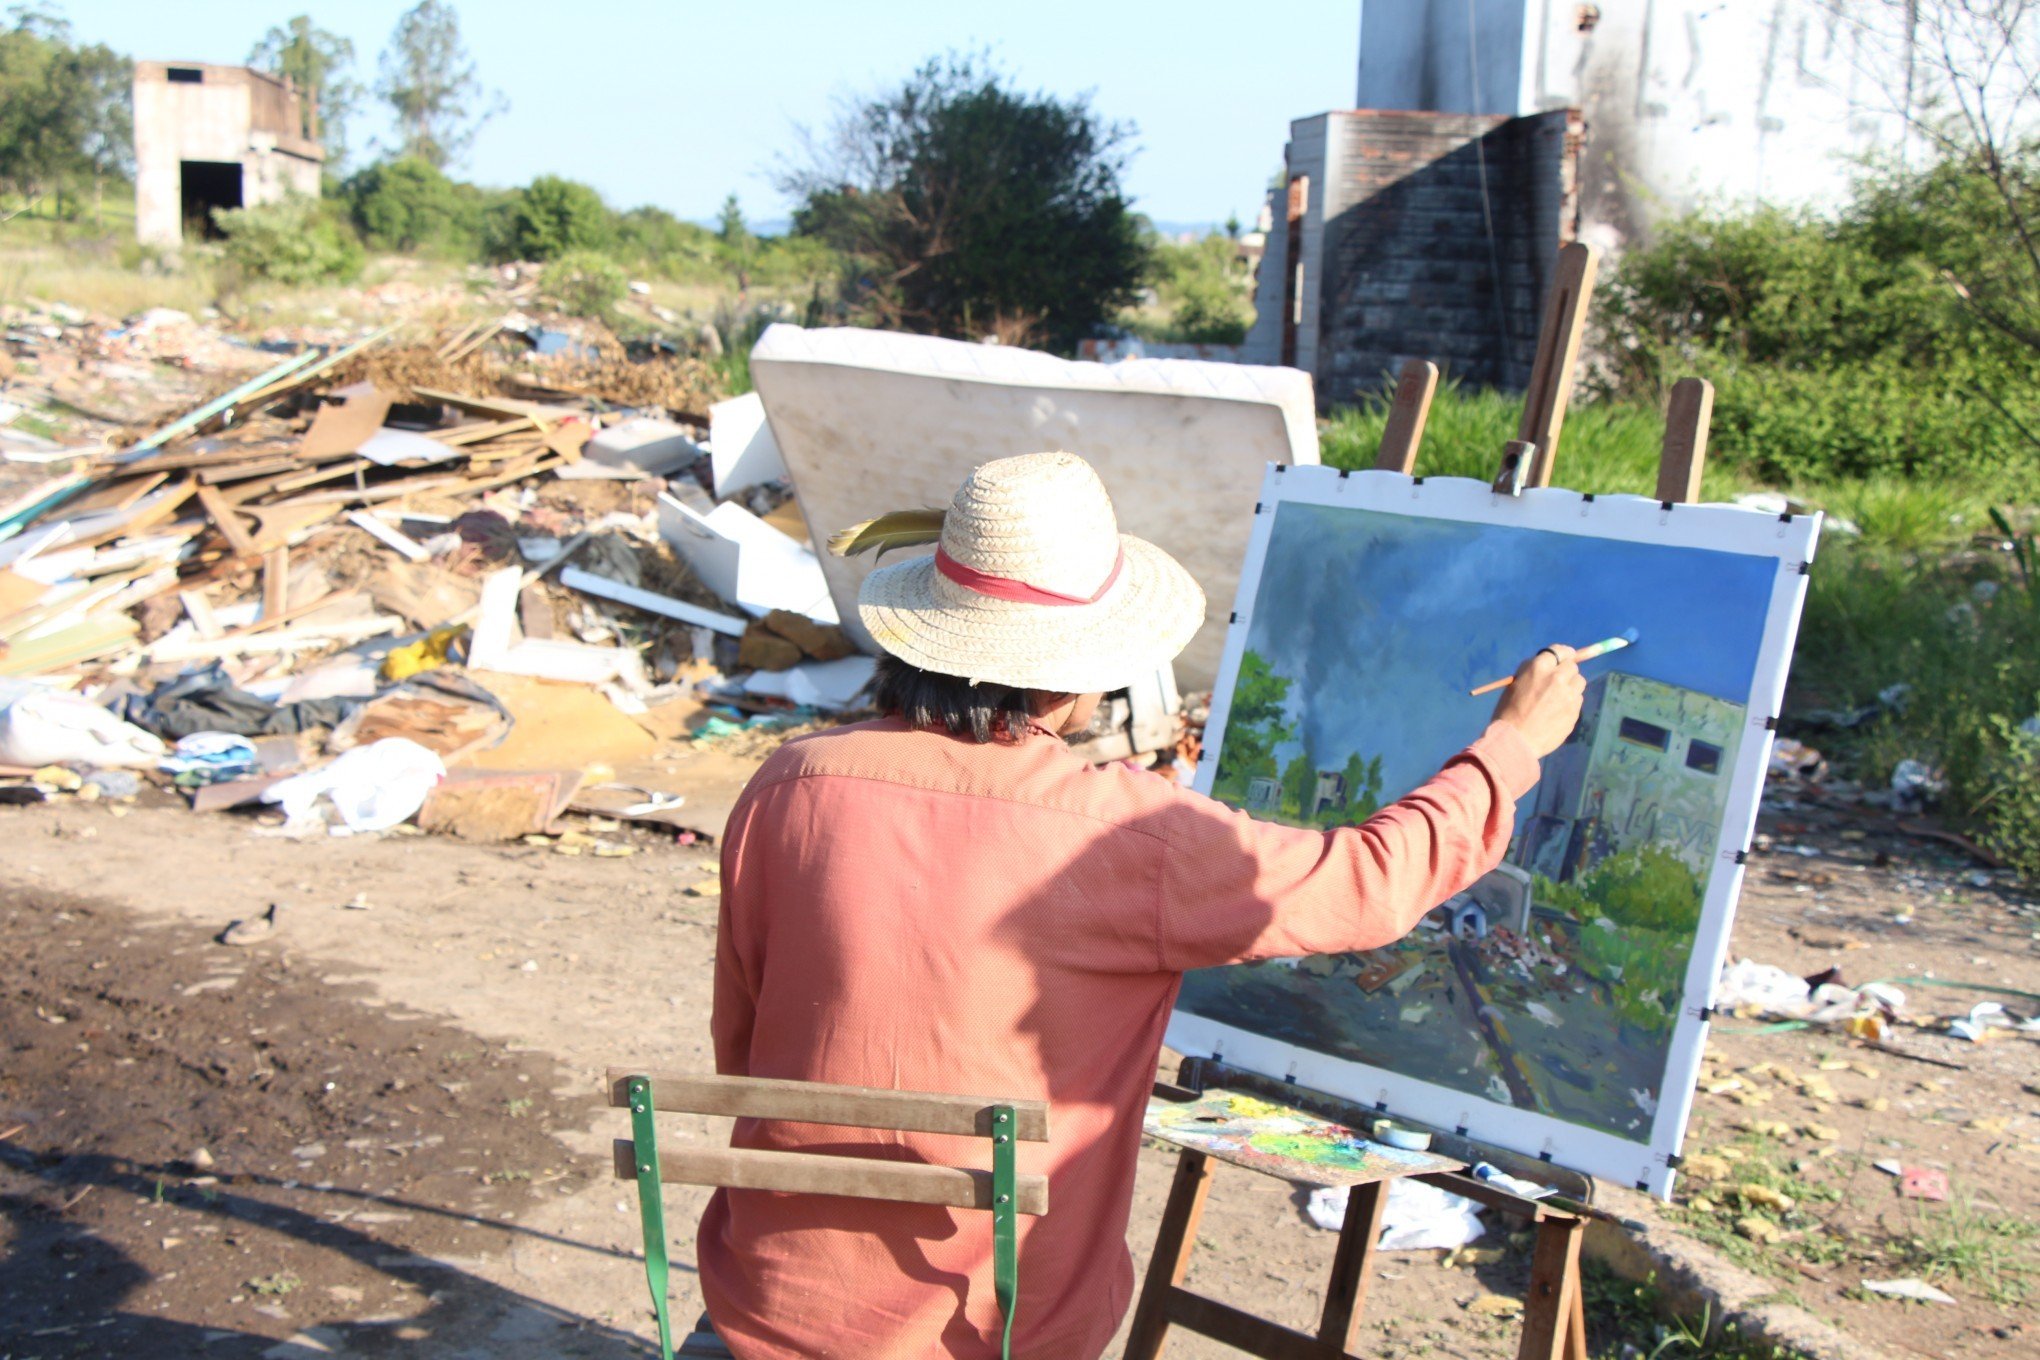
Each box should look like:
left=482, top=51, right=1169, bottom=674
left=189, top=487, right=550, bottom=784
left=1143, top=1090, right=1460, bottom=1187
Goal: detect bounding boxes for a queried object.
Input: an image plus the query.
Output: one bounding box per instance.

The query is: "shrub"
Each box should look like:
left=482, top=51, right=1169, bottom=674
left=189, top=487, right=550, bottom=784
left=1138, top=233, right=1253, bottom=345
left=538, top=249, right=626, bottom=319
left=511, top=174, right=612, bottom=261
left=213, top=195, right=363, bottom=286
left=344, top=156, right=463, bottom=252
left=1597, top=152, right=2040, bottom=492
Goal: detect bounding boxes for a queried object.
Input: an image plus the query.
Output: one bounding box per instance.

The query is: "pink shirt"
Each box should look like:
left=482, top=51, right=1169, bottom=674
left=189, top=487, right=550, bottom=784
left=700, top=716, right=1540, bottom=1359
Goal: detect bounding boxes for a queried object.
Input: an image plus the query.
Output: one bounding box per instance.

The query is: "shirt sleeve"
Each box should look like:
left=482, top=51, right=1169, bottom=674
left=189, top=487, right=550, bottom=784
left=1156, top=721, right=1542, bottom=972
left=710, top=795, right=760, bottom=1077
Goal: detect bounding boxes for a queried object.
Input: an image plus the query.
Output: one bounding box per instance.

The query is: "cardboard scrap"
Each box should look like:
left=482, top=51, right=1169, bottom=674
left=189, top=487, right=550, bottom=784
left=300, top=388, right=395, bottom=458
left=418, top=768, right=582, bottom=842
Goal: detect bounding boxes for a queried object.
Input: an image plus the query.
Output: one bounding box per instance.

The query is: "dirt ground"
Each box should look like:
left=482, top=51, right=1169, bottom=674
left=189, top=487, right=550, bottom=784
left=1, top=776, right=2034, bottom=1360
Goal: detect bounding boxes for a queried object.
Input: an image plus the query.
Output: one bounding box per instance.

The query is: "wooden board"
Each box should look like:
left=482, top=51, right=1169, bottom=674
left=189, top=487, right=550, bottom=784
left=610, top=1141, right=1050, bottom=1216
left=301, top=389, right=395, bottom=458
left=418, top=768, right=582, bottom=841
left=1373, top=360, right=1438, bottom=475
left=1518, top=242, right=1599, bottom=488
left=605, top=1069, right=1050, bottom=1141
left=1656, top=377, right=1713, bottom=505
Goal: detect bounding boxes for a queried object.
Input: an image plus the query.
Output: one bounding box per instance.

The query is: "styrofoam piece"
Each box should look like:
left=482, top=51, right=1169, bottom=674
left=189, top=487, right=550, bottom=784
left=348, top=511, right=431, bottom=562
left=359, top=428, right=462, bottom=467
left=747, top=323, right=1320, bottom=685
left=558, top=565, right=747, bottom=637
left=585, top=417, right=701, bottom=476
left=468, top=565, right=651, bottom=690
left=741, top=654, right=878, bottom=710
left=655, top=493, right=839, bottom=624
left=708, top=392, right=788, bottom=498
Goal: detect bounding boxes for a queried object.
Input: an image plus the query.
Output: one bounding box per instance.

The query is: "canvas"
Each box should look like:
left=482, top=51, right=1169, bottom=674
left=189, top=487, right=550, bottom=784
left=1169, top=466, right=1821, bottom=1196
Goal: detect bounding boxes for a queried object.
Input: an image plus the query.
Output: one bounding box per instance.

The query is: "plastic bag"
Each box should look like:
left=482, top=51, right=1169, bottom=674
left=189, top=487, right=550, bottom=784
left=1305, top=1178, right=1487, bottom=1250
left=0, top=689, right=167, bottom=768
left=260, top=737, right=445, bottom=835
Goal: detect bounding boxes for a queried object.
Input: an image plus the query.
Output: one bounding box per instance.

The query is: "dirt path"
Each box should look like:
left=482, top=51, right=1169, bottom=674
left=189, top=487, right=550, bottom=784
left=1, top=790, right=2033, bottom=1359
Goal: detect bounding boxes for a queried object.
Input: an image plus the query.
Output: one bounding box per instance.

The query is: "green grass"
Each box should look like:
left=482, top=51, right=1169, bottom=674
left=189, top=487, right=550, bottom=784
left=1583, top=1263, right=1814, bottom=1360
left=1887, top=1200, right=2040, bottom=1306
left=1319, top=379, right=1756, bottom=500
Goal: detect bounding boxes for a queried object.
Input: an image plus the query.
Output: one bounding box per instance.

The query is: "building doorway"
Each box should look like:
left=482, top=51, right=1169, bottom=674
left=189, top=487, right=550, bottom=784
left=179, top=160, right=242, bottom=240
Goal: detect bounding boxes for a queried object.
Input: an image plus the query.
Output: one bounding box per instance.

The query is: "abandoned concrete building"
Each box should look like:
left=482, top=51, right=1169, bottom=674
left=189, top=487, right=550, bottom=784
left=1244, top=0, right=1918, bottom=405
left=132, top=62, right=323, bottom=249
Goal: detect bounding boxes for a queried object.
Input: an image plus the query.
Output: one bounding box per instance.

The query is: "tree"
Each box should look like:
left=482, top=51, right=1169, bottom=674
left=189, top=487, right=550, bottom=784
left=344, top=155, right=462, bottom=250
left=781, top=52, right=1146, bottom=353
left=250, top=15, right=361, bottom=167
left=0, top=10, right=130, bottom=221
left=376, top=0, right=502, bottom=170
left=510, top=174, right=610, bottom=261
left=716, top=191, right=755, bottom=292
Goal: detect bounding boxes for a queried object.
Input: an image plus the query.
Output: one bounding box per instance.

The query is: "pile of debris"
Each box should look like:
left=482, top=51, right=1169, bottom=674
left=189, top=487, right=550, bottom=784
left=0, top=313, right=874, bottom=845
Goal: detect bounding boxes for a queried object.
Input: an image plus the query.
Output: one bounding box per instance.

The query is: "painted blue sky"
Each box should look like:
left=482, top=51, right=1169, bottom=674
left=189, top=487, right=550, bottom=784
left=1234, top=504, right=1781, bottom=803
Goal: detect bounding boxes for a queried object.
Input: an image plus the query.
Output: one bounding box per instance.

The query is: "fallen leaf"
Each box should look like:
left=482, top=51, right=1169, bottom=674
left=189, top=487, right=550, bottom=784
left=1468, top=1295, right=1524, bottom=1317
left=1863, top=1278, right=1956, bottom=1304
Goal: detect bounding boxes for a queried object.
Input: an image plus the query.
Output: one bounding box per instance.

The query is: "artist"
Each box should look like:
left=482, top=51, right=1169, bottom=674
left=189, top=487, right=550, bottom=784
left=697, top=451, right=1586, bottom=1359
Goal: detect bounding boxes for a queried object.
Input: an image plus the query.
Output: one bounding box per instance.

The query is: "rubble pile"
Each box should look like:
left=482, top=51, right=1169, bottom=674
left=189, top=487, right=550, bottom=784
left=0, top=306, right=872, bottom=845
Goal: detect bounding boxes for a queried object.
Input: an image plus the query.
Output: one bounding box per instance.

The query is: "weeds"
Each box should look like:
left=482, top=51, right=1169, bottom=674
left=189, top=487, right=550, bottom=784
left=245, top=1272, right=302, bottom=1296
left=1886, top=1200, right=2039, bottom=1306
left=1582, top=1264, right=1813, bottom=1360
left=504, top=1096, right=532, bottom=1118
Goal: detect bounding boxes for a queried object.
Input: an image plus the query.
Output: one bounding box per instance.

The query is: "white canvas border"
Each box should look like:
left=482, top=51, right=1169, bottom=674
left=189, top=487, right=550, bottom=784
left=1168, top=466, right=1822, bottom=1198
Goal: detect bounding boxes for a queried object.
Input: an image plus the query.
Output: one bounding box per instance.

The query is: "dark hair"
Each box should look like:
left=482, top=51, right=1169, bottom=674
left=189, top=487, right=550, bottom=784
left=874, top=654, right=1057, bottom=744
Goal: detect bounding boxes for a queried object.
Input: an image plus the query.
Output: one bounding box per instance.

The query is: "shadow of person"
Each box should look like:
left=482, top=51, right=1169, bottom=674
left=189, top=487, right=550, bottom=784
left=0, top=1143, right=652, bottom=1358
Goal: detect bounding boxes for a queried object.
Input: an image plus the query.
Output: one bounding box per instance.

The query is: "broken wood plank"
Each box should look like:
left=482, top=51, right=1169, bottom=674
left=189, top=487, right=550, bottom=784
left=346, top=511, right=431, bottom=563
left=262, top=545, right=289, bottom=624
left=194, top=482, right=258, bottom=555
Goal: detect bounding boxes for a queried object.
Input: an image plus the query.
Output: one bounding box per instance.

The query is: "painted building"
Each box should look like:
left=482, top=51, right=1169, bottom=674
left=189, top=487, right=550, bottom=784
left=133, top=62, right=323, bottom=248
left=1245, top=776, right=1282, bottom=813
left=1241, top=1, right=1929, bottom=401
left=1516, top=672, right=1745, bottom=882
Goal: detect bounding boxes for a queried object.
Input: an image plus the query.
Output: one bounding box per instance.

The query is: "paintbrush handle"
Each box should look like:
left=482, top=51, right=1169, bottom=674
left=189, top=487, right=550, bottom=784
left=1468, top=676, right=1515, bottom=697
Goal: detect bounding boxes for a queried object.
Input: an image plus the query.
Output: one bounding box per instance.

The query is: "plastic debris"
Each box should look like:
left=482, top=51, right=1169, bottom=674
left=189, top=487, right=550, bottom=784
left=1862, top=1279, right=1956, bottom=1304
left=1306, top=1178, right=1487, bottom=1250
left=1947, top=1001, right=2007, bottom=1042
left=261, top=737, right=446, bottom=835
left=0, top=688, right=167, bottom=768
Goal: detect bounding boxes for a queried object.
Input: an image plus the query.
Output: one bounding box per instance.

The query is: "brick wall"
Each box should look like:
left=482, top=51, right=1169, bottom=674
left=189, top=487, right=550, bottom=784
left=1311, top=108, right=1580, bottom=407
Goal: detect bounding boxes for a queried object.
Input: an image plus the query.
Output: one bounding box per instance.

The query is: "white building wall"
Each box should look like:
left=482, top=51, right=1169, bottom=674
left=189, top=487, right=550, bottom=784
left=133, top=64, right=321, bottom=248
left=1352, top=0, right=1927, bottom=245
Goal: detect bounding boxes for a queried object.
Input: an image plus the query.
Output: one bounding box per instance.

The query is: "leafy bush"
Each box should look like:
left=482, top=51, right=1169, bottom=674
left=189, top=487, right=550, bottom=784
left=213, top=195, right=363, bottom=286
left=1598, top=153, right=2040, bottom=491
left=511, top=174, right=612, bottom=261
left=1136, top=232, right=1253, bottom=345
left=343, top=155, right=464, bottom=252
left=538, top=249, right=626, bottom=319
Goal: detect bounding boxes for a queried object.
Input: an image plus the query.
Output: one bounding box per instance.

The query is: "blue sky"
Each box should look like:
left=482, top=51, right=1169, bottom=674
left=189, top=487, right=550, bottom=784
left=1236, top=504, right=1781, bottom=801
left=65, top=0, right=1363, bottom=229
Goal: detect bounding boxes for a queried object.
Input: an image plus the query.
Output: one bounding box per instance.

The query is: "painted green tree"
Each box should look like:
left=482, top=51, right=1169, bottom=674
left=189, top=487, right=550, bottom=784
left=1338, top=752, right=1384, bottom=824
left=1279, top=752, right=1317, bottom=820
left=1211, top=649, right=1295, bottom=803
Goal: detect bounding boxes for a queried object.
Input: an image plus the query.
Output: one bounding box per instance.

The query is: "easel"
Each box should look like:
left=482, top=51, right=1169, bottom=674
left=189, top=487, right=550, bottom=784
left=1125, top=242, right=1718, bottom=1360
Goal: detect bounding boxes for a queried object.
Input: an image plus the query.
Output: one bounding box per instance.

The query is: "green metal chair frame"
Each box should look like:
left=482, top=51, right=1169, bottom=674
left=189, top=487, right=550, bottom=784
left=607, top=1069, right=1049, bottom=1360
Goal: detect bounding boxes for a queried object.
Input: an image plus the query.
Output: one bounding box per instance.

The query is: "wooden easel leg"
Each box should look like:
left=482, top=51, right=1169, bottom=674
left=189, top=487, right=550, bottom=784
left=1317, top=1180, right=1388, bottom=1351
left=1124, top=1149, right=1216, bottom=1360
left=1517, top=1213, right=1587, bottom=1360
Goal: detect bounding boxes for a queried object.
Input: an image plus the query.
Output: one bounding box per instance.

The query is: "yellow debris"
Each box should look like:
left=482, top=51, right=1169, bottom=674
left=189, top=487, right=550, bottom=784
left=1739, top=1184, right=1796, bottom=1212
left=1737, top=1216, right=1784, bottom=1244
left=1684, top=1154, right=1732, bottom=1181
left=1856, top=1097, right=1890, bottom=1112
left=1804, top=1124, right=1840, bottom=1141
left=1468, top=1295, right=1524, bottom=1318
left=1816, top=1058, right=1851, bottom=1072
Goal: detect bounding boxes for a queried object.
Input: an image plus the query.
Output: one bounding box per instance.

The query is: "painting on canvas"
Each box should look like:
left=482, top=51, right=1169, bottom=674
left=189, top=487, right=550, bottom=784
left=1169, top=468, right=1820, bottom=1195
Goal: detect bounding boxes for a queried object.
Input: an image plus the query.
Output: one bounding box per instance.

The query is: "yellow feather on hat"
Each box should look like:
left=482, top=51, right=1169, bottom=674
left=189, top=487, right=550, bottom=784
left=826, top=508, right=947, bottom=560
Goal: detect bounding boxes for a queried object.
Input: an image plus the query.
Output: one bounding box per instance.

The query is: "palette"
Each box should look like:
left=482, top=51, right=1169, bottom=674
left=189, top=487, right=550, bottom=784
left=1144, top=1088, right=1462, bottom=1188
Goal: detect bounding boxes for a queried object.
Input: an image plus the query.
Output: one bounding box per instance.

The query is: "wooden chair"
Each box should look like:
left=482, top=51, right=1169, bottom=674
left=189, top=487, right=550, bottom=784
left=607, top=1068, right=1050, bottom=1360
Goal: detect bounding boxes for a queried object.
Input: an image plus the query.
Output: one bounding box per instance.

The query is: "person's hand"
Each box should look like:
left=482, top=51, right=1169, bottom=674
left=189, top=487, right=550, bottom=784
left=1491, top=645, right=1586, bottom=758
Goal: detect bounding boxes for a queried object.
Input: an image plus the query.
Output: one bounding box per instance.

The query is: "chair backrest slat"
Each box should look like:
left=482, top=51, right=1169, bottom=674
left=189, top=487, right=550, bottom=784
left=610, top=1139, right=1050, bottom=1215
left=604, top=1068, right=1049, bottom=1142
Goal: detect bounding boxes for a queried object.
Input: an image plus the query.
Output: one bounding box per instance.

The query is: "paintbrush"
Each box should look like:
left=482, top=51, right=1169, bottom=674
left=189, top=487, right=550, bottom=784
left=1468, top=628, right=1638, bottom=696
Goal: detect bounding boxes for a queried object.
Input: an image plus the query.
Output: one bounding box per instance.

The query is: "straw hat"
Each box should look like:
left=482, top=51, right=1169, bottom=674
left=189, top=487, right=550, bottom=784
left=848, top=451, right=1205, bottom=693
